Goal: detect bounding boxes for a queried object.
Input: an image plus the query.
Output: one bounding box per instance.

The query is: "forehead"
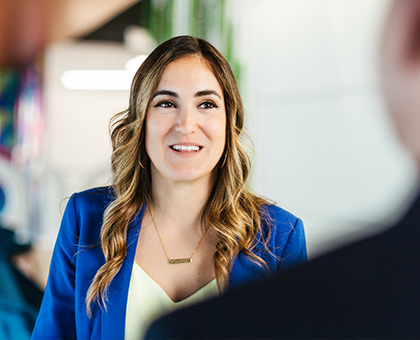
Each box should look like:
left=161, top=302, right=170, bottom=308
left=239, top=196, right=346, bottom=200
left=156, top=55, right=221, bottom=91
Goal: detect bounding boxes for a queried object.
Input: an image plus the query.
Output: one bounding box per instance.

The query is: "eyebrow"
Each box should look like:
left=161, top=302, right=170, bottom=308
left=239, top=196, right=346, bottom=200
left=152, top=90, right=178, bottom=98
left=152, top=89, right=222, bottom=100
left=195, top=90, right=222, bottom=100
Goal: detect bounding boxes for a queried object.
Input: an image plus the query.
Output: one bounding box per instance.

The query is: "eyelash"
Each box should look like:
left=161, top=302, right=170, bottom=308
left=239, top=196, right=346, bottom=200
left=199, top=101, right=218, bottom=109
left=153, top=100, right=218, bottom=109
left=154, top=101, right=176, bottom=108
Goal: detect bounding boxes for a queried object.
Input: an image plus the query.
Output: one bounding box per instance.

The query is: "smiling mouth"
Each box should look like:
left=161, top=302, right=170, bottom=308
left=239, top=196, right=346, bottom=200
left=170, top=145, right=202, bottom=152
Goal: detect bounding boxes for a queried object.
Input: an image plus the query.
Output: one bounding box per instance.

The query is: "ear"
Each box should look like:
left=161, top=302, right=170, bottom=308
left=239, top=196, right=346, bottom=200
left=381, top=0, right=420, bottom=164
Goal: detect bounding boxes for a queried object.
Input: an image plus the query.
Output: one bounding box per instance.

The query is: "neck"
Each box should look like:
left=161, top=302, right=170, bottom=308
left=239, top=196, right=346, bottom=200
left=150, top=176, right=215, bottom=233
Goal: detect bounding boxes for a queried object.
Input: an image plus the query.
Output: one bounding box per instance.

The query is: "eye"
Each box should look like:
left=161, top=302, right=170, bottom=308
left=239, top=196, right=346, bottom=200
left=198, top=101, right=218, bottom=109
left=154, top=100, right=176, bottom=108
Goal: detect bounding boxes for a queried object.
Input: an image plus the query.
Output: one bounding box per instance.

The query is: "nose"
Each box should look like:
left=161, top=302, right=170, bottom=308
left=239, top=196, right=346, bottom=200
left=175, top=105, right=197, bottom=134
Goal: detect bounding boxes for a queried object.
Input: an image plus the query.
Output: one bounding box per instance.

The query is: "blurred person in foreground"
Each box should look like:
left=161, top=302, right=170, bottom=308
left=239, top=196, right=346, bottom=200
left=31, top=36, right=307, bottom=340
left=145, top=1, right=420, bottom=339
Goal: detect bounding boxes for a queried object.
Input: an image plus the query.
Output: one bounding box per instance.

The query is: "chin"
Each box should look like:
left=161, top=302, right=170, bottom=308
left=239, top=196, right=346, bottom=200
left=168, top=168, right=216, bottom=184
left=171, top=174, right=207, bottom=183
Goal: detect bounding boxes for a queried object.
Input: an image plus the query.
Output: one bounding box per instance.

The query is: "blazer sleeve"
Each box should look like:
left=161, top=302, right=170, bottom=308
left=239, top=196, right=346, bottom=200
left=31, top=194, right=79, bottom=340
left=278, top=217, right=307, bottom=271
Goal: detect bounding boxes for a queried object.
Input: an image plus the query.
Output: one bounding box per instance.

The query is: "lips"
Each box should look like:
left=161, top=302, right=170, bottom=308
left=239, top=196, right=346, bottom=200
left=170, top=144, right=202, bottom=152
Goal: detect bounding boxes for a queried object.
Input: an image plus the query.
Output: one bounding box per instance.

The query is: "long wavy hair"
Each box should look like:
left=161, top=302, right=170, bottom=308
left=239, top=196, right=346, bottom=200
left=85, top=36, right=270, bottom=316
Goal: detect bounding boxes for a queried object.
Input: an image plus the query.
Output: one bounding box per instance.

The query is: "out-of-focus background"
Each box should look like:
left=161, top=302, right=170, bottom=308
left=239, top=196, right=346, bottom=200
left=0, top=0, right=417, bottom=337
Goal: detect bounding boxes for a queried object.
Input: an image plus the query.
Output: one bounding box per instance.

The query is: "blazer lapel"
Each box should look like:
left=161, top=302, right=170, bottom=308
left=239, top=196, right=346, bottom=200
left=101, top=203, right=145, bottom=339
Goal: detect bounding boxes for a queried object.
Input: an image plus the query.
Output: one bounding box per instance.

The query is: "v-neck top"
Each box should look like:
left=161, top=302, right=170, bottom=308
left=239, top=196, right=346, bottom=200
left=125, top=262, right=219, bottom=340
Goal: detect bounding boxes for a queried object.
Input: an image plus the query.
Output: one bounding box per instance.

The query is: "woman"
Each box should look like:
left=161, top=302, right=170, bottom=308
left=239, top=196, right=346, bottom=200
left=32, top=36, right=307, bottom=340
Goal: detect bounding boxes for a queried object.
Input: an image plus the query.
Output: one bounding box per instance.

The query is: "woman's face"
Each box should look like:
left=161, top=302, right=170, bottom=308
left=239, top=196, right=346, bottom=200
left=145, top=55, right=226, bottom=186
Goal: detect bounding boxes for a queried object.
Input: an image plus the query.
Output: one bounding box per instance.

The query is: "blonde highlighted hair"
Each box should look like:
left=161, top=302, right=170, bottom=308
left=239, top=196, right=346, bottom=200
left=86, top=36, right=270, bottom=316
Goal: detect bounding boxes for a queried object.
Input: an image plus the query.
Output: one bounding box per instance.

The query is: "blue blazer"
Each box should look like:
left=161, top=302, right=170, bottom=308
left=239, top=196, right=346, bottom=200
left=32, top=187, right=307, bottom=340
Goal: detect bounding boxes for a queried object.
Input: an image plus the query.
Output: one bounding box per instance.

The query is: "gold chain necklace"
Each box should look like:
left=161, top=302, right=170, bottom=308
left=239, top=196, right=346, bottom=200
left=148, top=206, right=209, bottom=264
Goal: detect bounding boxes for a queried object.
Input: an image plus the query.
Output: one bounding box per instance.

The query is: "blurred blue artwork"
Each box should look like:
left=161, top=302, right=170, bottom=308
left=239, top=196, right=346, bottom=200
left=0, top=226, right=40, bottom=339
left=0, top=181, right=41, bottom=338
left=0, top=184, right=5, bottom=213
left=0, top=68, right=42, bottom=339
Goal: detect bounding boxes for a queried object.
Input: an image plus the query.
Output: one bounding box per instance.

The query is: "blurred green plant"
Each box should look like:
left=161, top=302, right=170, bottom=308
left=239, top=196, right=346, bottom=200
left=140, top=0, right=241, bottom=82
left=0, top=69, right=19, bottom=154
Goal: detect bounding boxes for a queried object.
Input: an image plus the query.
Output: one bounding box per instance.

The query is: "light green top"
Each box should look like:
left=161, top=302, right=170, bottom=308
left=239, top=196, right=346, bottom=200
left=125, top=262, right=219, bottom=340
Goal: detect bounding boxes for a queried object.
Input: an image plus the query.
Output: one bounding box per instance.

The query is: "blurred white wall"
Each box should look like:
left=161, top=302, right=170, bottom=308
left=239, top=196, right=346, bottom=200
left=38, top=0, right=420, bottom=267
left=235, top=0, right=419, bottom=256
left=40, top=41, right=134, bottom=246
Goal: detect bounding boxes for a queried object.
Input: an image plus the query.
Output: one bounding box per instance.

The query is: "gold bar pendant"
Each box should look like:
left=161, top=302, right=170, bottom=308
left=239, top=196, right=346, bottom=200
left=168, top=258, right=192, bottom=264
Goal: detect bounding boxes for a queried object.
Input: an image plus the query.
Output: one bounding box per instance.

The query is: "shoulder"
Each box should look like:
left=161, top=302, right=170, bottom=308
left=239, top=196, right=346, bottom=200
left=69, top=186, right=115, bottom=213
left=260, top=203, right=302, bottom=230
left=54, top=187, right=116, bottom=250
left=63, top=187, right=115, bottom=227
left=72, top=186, right=115, bottom=201
left=259, top=203, right=306, bottom=255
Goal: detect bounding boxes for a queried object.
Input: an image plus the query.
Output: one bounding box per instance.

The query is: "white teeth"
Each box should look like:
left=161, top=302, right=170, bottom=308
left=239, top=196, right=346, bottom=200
left=172, top=145, right=200, bottom=152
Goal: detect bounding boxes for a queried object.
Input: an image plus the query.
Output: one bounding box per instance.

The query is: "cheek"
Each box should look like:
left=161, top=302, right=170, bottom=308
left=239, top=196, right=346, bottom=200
left=213, top=115, right=227, bottom=149
left=221, top=114, right=227, bottom=141
left=145, top=116, right=159, bottom=156
left=145, top=115, right=174, bottom=156
left=146, top=115, right=166, bottom=141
